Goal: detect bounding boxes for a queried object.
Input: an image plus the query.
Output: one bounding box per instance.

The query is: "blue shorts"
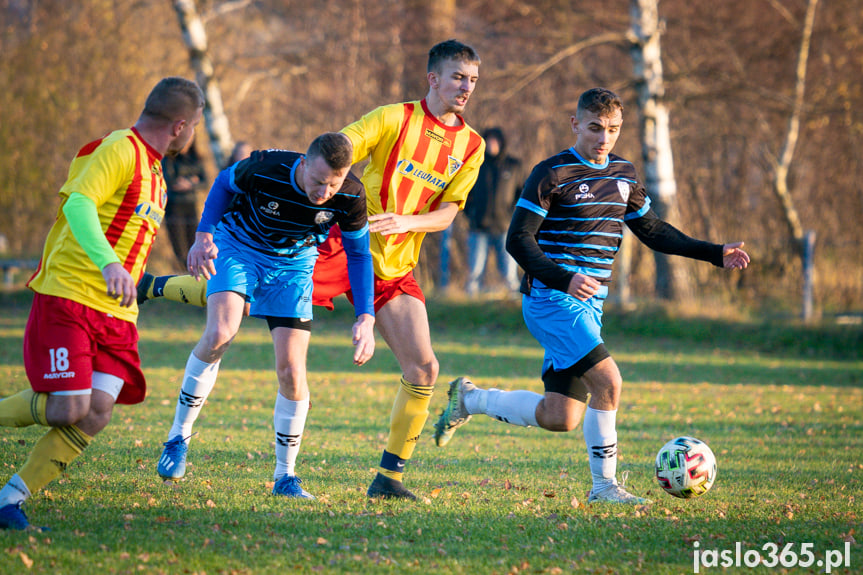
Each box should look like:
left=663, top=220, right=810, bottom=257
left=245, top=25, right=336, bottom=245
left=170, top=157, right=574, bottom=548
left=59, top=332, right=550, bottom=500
left=522, top=288, right=605, bottom=376
left=207, top=230, right=317, bottom=321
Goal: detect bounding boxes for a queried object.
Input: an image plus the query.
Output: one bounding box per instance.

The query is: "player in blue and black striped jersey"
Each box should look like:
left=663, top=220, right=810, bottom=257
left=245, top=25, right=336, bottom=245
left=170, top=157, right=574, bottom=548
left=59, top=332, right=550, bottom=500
left=155, top=133, right=376, bottom=499
left=435, top=88, right=750, bottom=504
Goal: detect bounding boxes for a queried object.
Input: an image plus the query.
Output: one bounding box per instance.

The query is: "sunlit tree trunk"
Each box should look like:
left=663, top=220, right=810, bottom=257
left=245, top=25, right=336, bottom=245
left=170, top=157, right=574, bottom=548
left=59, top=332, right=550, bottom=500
left=771, top=0, right=819, bottom=321
left=405, top=0, right=456, bottom=289
left=172, top=0, right=233, bottom=168
left=630, top=0, right=690, bottom=300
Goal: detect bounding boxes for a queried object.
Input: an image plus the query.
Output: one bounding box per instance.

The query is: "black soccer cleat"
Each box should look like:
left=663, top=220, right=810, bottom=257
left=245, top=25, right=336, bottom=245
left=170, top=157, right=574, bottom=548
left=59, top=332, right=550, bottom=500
left=366, top=472, right=417, bottom=500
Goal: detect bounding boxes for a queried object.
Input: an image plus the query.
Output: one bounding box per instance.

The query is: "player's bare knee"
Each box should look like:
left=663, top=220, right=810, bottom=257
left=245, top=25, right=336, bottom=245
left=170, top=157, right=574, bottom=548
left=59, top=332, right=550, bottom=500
left=200, top=326, right=236, bottom=356
left=87, top=406, right=114, bottom=433
left=542, top=414, right=581, bottom=432
left=275, top=364, right=305, bottom=391
left=47, top=410, right=85, bottom=427
left=406, top=357, right=438, bottom=387
left=45, top=395, right=90, bottom=427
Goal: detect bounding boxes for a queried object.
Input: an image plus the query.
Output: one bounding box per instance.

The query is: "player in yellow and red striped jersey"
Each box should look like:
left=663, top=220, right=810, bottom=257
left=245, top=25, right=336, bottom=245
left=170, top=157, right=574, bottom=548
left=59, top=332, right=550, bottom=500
left=314, top=40, right=485, bottom=499
left=0, top=77, right=204, bottom=530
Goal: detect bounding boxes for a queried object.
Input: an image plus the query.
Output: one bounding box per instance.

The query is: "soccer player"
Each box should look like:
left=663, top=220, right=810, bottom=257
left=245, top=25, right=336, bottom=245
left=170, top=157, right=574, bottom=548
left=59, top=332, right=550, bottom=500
left=0, top=77, right=205, bottom=530
left=155, top=133, right=376, bottom=500
left=316, top=40, right=484, bottom=500
left=141, top=40, right=485, bottom=500
left=433, top=87, right=750, bottom=504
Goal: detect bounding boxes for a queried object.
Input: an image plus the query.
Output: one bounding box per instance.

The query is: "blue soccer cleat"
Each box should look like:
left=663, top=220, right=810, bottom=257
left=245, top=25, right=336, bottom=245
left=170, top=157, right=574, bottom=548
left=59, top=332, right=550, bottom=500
left=0, top=502, right=29, bottom=530
left=157, top=435, right=189, bottom=480
left=272, top=475, right=315, bottom=499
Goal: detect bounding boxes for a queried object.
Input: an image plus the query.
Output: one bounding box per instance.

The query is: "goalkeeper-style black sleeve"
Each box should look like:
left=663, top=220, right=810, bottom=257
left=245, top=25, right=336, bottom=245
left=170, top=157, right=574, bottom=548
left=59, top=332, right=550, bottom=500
left=506, top=206, right=573, bottom=293
left=627, top=208, right=725, bottom=267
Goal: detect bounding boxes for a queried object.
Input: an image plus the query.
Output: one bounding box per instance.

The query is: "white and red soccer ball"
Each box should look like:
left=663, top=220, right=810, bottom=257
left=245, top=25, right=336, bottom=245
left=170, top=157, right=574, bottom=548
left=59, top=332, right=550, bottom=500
left=655, top=436, right=717, bottom=499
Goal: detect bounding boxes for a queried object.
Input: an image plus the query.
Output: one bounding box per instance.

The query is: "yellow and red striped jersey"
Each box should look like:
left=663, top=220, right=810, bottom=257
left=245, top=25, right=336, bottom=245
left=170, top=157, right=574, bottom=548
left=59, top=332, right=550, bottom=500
left=342, top=99, right=485, bottom=280
left=28, top=127, right=166, bottom=322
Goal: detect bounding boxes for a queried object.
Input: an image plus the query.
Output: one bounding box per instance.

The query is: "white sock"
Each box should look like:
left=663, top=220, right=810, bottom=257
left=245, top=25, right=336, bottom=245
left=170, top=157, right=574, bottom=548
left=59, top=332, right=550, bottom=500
left=0, top=474, right=30, bottom=507
left=273, top=393, right=310, bottom=479
left=168, top=353, right=221, bottom=442
left=465, top=387, right=540, bottom=427
left=583, top=406, right=618, bottom=492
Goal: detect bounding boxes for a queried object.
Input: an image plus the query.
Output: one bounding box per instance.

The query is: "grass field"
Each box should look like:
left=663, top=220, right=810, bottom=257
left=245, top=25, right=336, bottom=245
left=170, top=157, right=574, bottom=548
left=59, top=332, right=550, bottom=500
left=0, top=290, right=861, bottom=574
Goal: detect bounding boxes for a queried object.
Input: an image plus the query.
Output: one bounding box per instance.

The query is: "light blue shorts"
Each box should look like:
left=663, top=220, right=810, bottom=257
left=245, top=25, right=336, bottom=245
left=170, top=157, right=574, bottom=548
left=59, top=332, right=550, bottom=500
left=207, top=230, right=317, bottom=320
left=522, top=288, right=605, bottom=375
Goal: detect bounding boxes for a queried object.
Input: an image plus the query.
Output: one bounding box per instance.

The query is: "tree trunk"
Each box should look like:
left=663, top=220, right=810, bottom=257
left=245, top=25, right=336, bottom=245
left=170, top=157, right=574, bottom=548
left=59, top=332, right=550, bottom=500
left=406, top=0, right=456, bottom=290
left=172, top=0, right=233, bottom=169
left=772, top=0, right=819, bottom=321
left=630, top=0, right=691, bottom=300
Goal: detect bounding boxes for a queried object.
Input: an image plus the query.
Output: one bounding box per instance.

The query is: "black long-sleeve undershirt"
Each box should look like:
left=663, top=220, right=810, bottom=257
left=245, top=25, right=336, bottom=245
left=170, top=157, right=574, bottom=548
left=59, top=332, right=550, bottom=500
left=506, top=206, right=724, bottom=294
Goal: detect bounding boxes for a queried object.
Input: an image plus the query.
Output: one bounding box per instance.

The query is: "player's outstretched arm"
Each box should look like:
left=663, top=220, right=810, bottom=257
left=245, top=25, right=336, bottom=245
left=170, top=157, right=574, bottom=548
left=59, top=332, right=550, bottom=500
left=368, top=202, right=459, bottom=235
left=351, top=313, right=376, bottom=366
left=722, top=242, right=750, bottom=270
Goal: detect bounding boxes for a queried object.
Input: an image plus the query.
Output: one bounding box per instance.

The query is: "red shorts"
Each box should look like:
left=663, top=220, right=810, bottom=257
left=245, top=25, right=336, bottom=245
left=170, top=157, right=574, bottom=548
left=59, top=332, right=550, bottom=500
left=313, top=226, right=425, bottom=313
left=23, top=293, right=146, bottom=405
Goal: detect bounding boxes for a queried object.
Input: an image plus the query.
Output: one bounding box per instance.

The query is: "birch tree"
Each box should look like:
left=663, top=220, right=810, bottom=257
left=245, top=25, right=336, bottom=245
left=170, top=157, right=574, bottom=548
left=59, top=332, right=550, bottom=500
left=767, top=0, right=820, bottom=320
left=172, top=0, right=234, bottom=168
left=629, top=0, right=690, bottom=300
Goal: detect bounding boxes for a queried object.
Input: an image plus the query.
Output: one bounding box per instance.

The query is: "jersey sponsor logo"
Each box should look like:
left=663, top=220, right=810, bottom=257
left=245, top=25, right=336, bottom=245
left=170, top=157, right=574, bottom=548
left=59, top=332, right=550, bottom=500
left=424, top=128, right=452, bottom=147
left=43, top=370, right=76, bottom=379
left=314, top=211, right=334, bottom=224
left=617, top=181, right=630, bottom=202
left=396, top=159, right=447, bottom=191
left=135, top=202, right=164, bottom=225
left=261, top=201, right=280, bottom=217
left=574, top=183, right=595, bottom=200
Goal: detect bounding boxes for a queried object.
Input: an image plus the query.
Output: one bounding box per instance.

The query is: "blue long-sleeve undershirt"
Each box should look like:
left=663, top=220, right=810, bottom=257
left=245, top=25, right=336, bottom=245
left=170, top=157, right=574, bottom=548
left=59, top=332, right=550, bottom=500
left=341, top=226, right=374, bottom=317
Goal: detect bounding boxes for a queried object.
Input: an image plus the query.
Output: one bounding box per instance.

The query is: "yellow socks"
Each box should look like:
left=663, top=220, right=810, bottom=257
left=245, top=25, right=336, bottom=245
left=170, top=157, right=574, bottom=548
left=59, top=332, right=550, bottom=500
left=159, top=275, right=207, bottom=307
left=0, top=389, right=48, bottom=427
left=379, top=377, right=433, bottom=482
left=18, top=426, right=92, bottom=495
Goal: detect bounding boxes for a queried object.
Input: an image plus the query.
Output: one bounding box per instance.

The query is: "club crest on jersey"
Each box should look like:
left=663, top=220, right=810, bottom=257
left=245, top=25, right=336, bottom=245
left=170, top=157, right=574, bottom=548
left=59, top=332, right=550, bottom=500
left=617, top=181, right=631, bottom=202
left=447, top=156, right=463, bottom=177
left=314, top=211, right=333, bottom=224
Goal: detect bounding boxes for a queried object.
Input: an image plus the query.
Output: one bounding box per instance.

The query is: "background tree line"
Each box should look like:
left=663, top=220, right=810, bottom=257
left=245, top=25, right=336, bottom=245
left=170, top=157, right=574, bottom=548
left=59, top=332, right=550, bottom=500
left=1, top=0, right=860, bottom=316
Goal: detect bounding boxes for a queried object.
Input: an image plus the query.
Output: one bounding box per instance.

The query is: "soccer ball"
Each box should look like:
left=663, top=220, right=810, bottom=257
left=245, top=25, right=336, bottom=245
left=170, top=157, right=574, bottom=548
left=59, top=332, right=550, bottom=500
left=655, top=436, right=717, bottom=499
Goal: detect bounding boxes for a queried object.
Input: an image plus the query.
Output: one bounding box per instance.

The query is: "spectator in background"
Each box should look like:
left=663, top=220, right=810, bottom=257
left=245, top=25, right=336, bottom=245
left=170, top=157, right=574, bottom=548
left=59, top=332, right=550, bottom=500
left=162, top=138, right=208, bottom=268
left=464, top=127, right=524, bottom=296
left=225, top=141, right=252, bottom=168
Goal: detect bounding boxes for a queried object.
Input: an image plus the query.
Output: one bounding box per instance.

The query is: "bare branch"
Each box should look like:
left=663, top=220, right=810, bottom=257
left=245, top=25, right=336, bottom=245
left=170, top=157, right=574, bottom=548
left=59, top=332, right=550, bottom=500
left=496, top=31, right=629, bottom=103
left=202, top=0, right=253, bottom=25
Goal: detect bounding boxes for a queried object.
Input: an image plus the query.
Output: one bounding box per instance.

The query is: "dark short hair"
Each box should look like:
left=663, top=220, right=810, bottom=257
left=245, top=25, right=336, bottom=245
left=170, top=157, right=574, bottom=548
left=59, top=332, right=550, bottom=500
left=428, top=39, right=481, bottom=74
left=142, top=77, right=205, bottom=122
left=306, top=132, right=353, bottom=170
left=577, top=88, right=624, bottom=118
